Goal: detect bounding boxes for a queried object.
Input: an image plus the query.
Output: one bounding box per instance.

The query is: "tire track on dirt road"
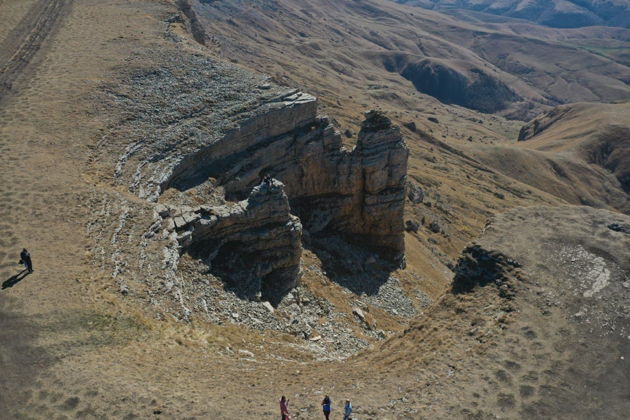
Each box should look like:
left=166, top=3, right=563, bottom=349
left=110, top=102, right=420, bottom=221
left=0, top=0, right=72, bottom=271
left=0, top=0, right=71, bottom=103
left=0, top=0, right=73, bottom=415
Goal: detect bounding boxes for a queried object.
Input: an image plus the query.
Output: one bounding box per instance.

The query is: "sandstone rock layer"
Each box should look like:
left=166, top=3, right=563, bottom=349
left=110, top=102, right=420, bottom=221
left=158, top=93, right=408, bottom=300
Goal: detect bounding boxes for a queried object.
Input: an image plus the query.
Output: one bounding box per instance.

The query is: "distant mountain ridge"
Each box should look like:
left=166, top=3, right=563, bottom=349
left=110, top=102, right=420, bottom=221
left=395, top=0, right=630, bottom=28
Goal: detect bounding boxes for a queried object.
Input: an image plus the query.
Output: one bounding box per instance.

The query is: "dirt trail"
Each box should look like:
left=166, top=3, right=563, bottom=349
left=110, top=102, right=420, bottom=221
left=0, top=0, right=70, bottom=102
left=0, top=0, right=79, bottom=413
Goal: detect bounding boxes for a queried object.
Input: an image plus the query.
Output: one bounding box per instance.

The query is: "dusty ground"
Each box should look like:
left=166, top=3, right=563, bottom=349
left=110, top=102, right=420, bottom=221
left=370, top=205, right=630, bottom=419
left=0, top=0, right=629, bottom=419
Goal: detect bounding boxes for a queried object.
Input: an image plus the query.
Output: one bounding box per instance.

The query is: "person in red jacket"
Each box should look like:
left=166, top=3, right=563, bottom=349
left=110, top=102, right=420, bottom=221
left=280, top=395, right=290, bottom=420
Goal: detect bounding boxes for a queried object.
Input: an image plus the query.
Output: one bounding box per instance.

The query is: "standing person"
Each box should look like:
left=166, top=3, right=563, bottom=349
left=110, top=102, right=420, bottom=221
left=20, top=248, right=32, bottom=273
left=280, top=396, right=290, bottom=420
left=344, top=399, right=352, bottom=420
left=321, top=395, right=331, bottom=420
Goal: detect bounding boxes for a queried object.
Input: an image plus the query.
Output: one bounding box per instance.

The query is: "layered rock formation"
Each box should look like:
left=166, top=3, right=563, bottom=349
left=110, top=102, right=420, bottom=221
left=166, top=180, right=302, bottom=302
left=105, top=51, right=409, bottom=303
left=156, top=92, right=408, bottom=300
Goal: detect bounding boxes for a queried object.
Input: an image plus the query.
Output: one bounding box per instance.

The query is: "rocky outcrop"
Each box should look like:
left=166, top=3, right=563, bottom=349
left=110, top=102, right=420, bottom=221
left=106, top=52, right=409, bottom=302
left=452, top=244, right=521, bottom=298
left=162, top=91, right=320, bottom=196
left=168, top=179, right=302, bottom=302
left=162, top=94, right=408, bottom=254
left=154, top=92, right=408, bottom=300
left=350, top=111, right=408, bottom=255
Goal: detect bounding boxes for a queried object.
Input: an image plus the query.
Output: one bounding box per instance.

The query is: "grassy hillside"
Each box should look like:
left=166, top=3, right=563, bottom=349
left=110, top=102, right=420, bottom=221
left=0, top=0, right=628, bottom=418
left=186, top=0, right=630, bottom=120
left=396, top=0, right=630, bottom=28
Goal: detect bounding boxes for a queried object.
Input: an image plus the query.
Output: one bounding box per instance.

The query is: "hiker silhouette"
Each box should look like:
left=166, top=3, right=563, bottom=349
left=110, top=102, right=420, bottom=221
left=20, top=248, right=33, bottom=273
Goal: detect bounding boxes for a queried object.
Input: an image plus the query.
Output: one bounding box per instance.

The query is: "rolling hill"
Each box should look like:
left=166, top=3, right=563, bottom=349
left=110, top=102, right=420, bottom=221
left=184, top=0, right=630, bottom=121
left=396, top=0, right=630, bottom=28
left=0, top=0, right=628, bottom=418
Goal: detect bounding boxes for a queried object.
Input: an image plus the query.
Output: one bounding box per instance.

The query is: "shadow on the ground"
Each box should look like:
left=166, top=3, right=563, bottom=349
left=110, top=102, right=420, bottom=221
left=305, top=234, right=397, bottom=296
left=0, top=296, right=53, bottom=415
left=2, top=269, right=31, bottom=290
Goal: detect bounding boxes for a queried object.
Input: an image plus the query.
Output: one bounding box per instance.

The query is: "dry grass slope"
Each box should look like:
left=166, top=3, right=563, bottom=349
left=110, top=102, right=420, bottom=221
left=397, top=0, right=630, bottom=28
left=186, top=0, right=630, bottom=120
left=0, top=0, right=628, bottom=418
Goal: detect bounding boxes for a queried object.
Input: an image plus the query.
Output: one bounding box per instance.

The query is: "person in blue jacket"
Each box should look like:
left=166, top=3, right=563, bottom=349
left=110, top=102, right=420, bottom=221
left=344, top=399, right=352, bottom=420
left=321, top=395, right=331, bottom=420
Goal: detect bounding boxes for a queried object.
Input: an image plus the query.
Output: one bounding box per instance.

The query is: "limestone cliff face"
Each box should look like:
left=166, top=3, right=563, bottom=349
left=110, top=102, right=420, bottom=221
left=167, top=180, right=302, bottom=302
left=155, top=92, right=408, bottom=300
left=162, top=94, right=408, bottom=255
left=353, top=111, right=408, bottom=256
left=162, top=91, right=320, bottom=195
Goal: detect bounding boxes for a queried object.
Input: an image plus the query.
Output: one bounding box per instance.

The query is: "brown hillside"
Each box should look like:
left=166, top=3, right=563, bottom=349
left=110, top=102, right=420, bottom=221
left=184, top=0, right=630, bottom=120
left=370, top=205, right=630, bottom=418
left=0, top=0, right=628, bottom=419
left=466, top=143, right=630, bottom=212
left=518, top=102, right=630, bottom=193
left=397, top=0, right=630, bottom=28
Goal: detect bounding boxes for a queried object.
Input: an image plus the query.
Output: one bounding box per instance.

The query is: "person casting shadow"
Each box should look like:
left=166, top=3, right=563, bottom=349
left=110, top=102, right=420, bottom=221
left=2, top=269, right=30, bottom=290
left=20, top=248, right=33, bottom=273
